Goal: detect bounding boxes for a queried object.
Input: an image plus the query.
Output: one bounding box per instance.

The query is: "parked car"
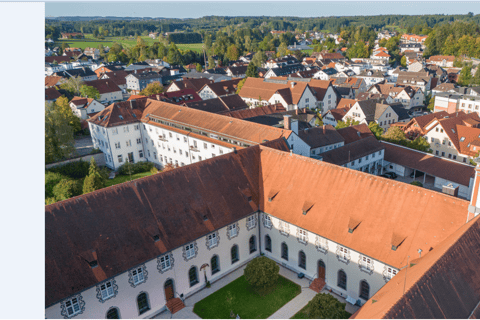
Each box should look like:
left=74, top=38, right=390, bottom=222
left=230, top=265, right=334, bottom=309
left=381, top=172, right=397, bottom=179
left=410, top=170, right=424, bottom=178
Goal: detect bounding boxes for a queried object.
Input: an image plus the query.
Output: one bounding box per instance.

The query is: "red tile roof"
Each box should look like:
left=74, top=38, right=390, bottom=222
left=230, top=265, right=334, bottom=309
left=45, top=76, right=62, bottom=87
left=45, top=88, right=62, bottom=101
left=45, top=56, right=72, bottom=64
left=84, top=79, right=122, bottom=94
left=336, top=123, right=374, bottom=144
left=220, top=104, right=286, bottom=119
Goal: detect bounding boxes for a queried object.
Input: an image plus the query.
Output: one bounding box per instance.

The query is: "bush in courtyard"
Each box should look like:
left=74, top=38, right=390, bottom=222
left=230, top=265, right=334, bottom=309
left=47, top=160, right=90, bottom=179
left=304, top=293, right=350, bottom=319
left=117, top=161, right=154, bottom=175
left=244, top=256, right=279, bottom=292
left=45, top=171, right=67, bottom=198
left=410, top=181, right=423, bottom=187
left=52, top=178, right=83, bottom=202
left=83, top=158, right=106, bottom=194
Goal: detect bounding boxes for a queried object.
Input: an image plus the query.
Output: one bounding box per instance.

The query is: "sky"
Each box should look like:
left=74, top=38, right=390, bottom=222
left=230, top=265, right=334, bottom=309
left=46, top=1, right=480, bottom=19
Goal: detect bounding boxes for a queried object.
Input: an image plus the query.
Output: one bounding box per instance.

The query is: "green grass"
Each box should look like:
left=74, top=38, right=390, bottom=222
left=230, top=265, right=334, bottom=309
left=105, top=172, right=153, bottom=187
left=56, top=34, right=204, bottom=53
left=301, top=49, right=314, bottom=55
left=193, top=275, right=301, bottom=319
left=291, top=304, right=351, bottom=319
left=385, top=25, right=407, bottom=34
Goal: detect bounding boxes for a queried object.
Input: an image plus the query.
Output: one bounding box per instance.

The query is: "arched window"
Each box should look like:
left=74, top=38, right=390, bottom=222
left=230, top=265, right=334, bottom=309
left=231, top=245, right=239, bottom=264
left=249, top=236, right=256, bottom=254
left=137, top=292, right=150, bottom=315
left=265, top=235, right=272, bottom=252
left=211, top=255, right=220, bottom=275
left=189, top=266, right=199, bottom=287
left=359, top=280, right=370, bottom=300
left=106, top=307, right=120, bottom=319
left=299, top=251, right=306, bottom=270
left=281, top=243, right=288, bottom=261
left=337, top=270, right=347, bottom=290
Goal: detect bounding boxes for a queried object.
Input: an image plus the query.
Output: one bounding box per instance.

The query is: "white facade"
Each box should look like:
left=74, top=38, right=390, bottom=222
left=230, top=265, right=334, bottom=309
left=260, top=212, right=398, bottom=305
left=198, top=86, right=219, bottom=100
left=45, top=214, right=261, bottom=319
left=70, top=100, right=105, bottom=120
left=141, top=123, right=235, bottom=168
left=343, top=149, right=385, bottom=174
left=89, top=122, right=146, bottom=170
left=315, top=86, right=337, bottom=115
left=99, top=90, right=123, bottom=104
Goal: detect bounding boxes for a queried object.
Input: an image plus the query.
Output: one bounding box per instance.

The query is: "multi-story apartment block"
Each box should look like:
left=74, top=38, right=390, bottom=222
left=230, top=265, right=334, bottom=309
left=126, top=72, right=163, bottom=93
left=434, top=92, right=480, bottom=115
left=45, top=140, right=479, bottom=319
left=88, top=99, right=292, bottom=170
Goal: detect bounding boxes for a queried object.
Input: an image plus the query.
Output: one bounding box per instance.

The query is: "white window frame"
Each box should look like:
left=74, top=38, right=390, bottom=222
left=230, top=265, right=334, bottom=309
left=228, top=223, right=238, bottom=238
left=360, top=255, right=374, bottom=272
left=160, top=255, right=171, bottom=271
left=247, top=215, right=255, bottom=229
left=64, top=297, right=81, bottom=317
left=99, top=280, right=115, bottom=300
left=298, top=229, right=308, bottom=243
left=185, top=243, right=195, bottom=259
left=386, top=267, right=397, bottom=281
left=132, top=267, right=145, bottom=285
left=339, top=246, right=349, bottom=262
left=264, top=214, right=272, bottom=228
left=207, top=233, right=218, bottom=248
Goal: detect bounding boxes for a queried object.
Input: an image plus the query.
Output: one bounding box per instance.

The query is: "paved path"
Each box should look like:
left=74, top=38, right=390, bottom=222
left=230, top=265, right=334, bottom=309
left=268, top=287, right=316, bottom=319
left=74, top=136, right=94, bottom=157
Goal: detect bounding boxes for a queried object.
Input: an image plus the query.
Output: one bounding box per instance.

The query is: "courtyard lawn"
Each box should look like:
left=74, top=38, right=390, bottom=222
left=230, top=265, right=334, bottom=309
left=105, top=172, right=153, bottom=187
left=193, top=275, right=301, bottom=319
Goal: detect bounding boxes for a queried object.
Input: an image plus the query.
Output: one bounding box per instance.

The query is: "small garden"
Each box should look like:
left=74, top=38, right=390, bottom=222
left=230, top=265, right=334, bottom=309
left=193, top=257, right=301, bottom=319
left=291, top=293, right=351, bottom=319
left=45, top=159, right=159, bottom=205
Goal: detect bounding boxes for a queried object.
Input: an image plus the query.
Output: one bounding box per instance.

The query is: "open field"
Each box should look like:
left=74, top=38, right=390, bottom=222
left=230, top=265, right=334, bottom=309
left=385, top=25, right=407, bottom=34
left=55, top=34, right=204, bottom=53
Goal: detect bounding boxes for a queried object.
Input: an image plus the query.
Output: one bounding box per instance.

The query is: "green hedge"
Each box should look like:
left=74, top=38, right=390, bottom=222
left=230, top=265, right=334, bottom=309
left=45, top=171, right=68, bottom=198
left=118, top=161, right=154, bottom=175
left=47, top=160, right=90, bottom=179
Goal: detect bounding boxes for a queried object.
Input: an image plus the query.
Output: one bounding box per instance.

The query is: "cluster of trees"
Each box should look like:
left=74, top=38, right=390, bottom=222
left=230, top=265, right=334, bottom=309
left=139, top=82, right=164, bottom=96
left=45, top=97, right=81, bottom=164
left=46, top=13, right=480, bottom=40
left=167, top=32, right=202, bottom=44
left=424, top=21, right=480, bottom=58
left=369, top=122, right=431, bottom=152
left=457, top=64, right=480, bottom=86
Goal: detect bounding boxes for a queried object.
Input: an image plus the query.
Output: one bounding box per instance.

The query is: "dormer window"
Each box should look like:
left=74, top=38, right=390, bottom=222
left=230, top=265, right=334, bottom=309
left=460, top=137, right=466, bottom=142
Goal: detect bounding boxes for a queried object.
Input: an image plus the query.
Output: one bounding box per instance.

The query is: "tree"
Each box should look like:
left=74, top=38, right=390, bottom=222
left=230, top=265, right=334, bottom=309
left=45, top=101, right=75, bottom=164
left=196, top=63, right=203, bottom=72
left=277, top=42, right=288, bottom=57
left=472, top=67, right=480, bottom=86
left=400, top=55, right=407, bottom=68
left=382, top=126, right=406, bottom=143
left=458, top=65, right=472, bottom=86
left=243, top=256, right=279, bottom=294
left=335, top=118, right=360, bottom=129
left=226, top=44, right=240, bottom=61
left=245, top=62, right=259, bottom=78
left=83, top=157, right=105, bottom=194
left=251, top=51, right=267, bottom=68
left=52, top=178, right=82, bottom=202
left=139, top=81, right=164, bottom=96
left=368, top=121, right=384, bottom=139
left=60, top=76, right=84, bottom=96
left=79, top=85, right=101, bottom=100
left=236, top=78, right=247, bottom=94
left=303, top=293, right=350, bottom=319
left=55, top=96, right=81, bottom=133
left=208, top=56, right=215, bottom=69
left=136, top=36, right=146, bottom=46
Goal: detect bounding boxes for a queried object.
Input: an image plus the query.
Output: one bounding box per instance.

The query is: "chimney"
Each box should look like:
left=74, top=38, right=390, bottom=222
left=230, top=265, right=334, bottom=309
left=106, top=81, right=108, bottom=86
left=233, top=147, right=237, bottom=154
left=284, top=115, right=292, bottom=130
left=156, top=95, right=160, bottom=100
left=129, top=100, right=133, bottom=109
left=323, top=125, right=326, bottom=134
left=291, top=82, right=295, bottom=88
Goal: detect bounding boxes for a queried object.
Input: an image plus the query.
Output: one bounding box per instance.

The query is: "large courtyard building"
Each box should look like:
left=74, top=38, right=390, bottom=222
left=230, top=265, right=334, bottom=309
left=45, top=139, right=480, bottom=319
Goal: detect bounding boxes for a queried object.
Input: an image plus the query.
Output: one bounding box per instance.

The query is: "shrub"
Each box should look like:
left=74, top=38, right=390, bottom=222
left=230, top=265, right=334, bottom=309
left=45, top=171, right=67, bottom=198
left=303, top=293, right=350, bottom=319
left=118, top=161, right=154, bottom=175
left=244, top=256, right=279, bottom=293
left=83, top=158, right=106, bottom=194
left=410, top=181, right=423, bottom=187
left=53, top=178, right=83, bottom=201
left=47, top=160, right=90, bottom=179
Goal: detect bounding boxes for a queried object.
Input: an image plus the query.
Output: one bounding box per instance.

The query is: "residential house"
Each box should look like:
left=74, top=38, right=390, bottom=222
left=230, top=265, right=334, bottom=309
left=60, top=32, right=84, bottom=39
left=423, top=112, right=480, bottom=163
left=129, top=89, right=202, bottom=106
left=83, top=47, right=100, bottom=60
left=292, top=123, right=345, bottom=158
left=93, top=62, right=127, bottom=76
left=184, top=95, right=248, bottom=114
left=403, top=111, right=450, bottom=138
left=343, top=100, right=408, bottom=131
left=84, top=79, right=123, bottom=103
left=426, top=55, right=455, bottom=68
left=263, top=64, right=307, bottom=79
left=399, top=43, right=422, bottom=53
left=69, top=96, right=105, bottom=119
left=45, top=75, right=63, bottom=88
left=431, top=83, right=457, bottom=97
left=395, top=71, right=432, bottom=92
left=54, top=68, right=98, bottom=82
left=313, top=68, right=338, bottom=80
left=45, top=87, right=62, bottom=103
left=356, top=70, right=387, bottom=87
left=100, top=71, right=129, bottom=92
left=197, top=79, right=242, bottom=100
left=225, top=66, right=248, bottom=78
left=322, top=98, right=356, bottom=127
left=238, top=78, right=317, bottom=111
left=331, top=77, right=367, bottom=97
left=219, top=104, right=287, bottom=119
left=434, top=93, right=480, bottom=115
left=148, top=31, right=158, bottom=39
left=401, top=33, right=428, bottom=43
left=334, top=86, right=355, bottom=99
left=126, top=72, right=163, bottom=93
left=166, top=78, right=213, bottom=93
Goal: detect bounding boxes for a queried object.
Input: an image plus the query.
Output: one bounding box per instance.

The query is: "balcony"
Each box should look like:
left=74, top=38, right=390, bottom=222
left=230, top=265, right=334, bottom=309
left=190, top=145, right=200, bottom=152
left=158, top=135, right=168, bottom=142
